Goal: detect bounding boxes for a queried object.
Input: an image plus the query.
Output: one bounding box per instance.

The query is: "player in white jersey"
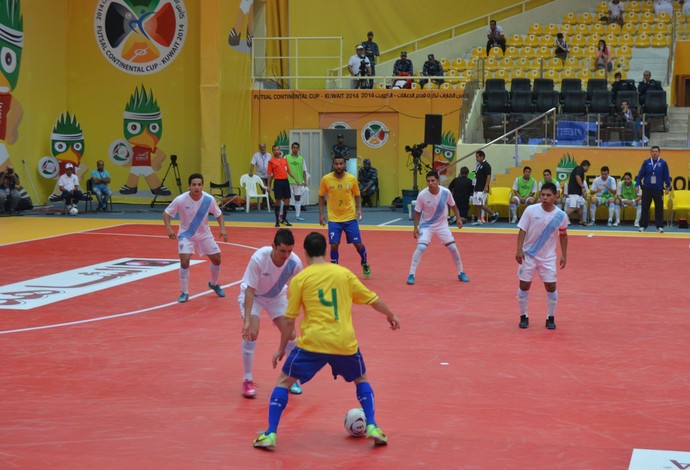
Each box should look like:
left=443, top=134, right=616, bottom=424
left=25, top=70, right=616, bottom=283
left=163, top=173, right=228, bottom=303
left=516, top=182, right=569, bottom=330
left=239, top=229, right=304, bottom=398
left=407, top=171, right=469, bottom=285
left=588, top=166, right=618, bottom=226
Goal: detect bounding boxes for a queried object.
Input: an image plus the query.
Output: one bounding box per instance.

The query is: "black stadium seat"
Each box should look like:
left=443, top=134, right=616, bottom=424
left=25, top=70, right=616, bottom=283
left=562, top=90, right=587, bottom=115
left=484, top=90, right=509, bottom=114
left=509, top=89, right=533, bottom=114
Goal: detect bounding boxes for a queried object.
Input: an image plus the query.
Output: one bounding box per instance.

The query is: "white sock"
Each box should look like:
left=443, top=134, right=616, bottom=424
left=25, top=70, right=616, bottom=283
left=547, top=290, right=558, bottom=318
left=209, top=263, right=220, bottom=286
left=607, top=203, right=614, bottom=222
left=635, top=205, right=641, bottom=223
left=589, top=203, right=597, bottom=222
left=445, top=242, right=463, bottom=274
left=242, top=339, right=256, bottom=381
left=295, top=200, right=301, bottom=218
left=179, top=267, right=190, bottom=294
left=517, top=288, right=529, bottom=316
left=509, top=203, right=517, bottom=220
left=614, top=205, right=620, bottom=223
left=409, top=243, right=427, bottom=275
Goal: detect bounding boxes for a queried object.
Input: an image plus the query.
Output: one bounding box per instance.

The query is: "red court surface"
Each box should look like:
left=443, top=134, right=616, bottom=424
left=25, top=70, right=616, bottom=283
left=1, top=224, right=689, bottom=469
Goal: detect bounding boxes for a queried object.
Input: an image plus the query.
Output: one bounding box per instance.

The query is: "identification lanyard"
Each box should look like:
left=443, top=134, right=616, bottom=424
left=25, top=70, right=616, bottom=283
left=650, top=158, right=660, bottom=184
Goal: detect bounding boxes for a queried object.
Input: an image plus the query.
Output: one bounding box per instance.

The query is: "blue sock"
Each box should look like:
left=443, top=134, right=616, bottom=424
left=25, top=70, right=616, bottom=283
left=266, top=386, right=289, bottom=434
left=330, top=248, right=339, bottom=264
left=356, top=381, right=376, bottom=428
left=356, top=244, right=368, bottom=265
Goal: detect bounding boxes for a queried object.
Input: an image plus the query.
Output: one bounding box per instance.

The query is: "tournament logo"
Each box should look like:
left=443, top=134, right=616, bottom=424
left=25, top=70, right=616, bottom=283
left=329, top=122, right=351, bottom=130
left=94, top=0, right=188, bottom=75
left=361, top=121, right=388, bottom=148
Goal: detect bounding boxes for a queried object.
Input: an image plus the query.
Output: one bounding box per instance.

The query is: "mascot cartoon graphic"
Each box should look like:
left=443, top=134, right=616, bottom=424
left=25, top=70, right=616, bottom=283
left=39, top=112, right=87, bottom=201
left=110, top=85, right=169, bottom=196
left=0, top=0, right=23, bottom=172
left=433, top=131, right=457, bottom=184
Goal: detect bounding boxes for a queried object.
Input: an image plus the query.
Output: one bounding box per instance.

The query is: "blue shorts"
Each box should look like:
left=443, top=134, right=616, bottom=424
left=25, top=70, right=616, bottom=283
left=328, top=220, right=362, bottom=244
left=282, top=347, right=367, bottom=384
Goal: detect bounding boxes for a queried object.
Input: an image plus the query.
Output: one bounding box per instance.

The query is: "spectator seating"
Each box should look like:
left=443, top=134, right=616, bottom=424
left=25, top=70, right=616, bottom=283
left=642, top=89, right=668, bottom=130
left=562, top=90, right=588, bottom=115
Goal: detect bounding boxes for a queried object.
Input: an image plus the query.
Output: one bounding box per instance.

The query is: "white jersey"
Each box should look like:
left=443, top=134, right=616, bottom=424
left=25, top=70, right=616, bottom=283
left=517, top=204, right=569, bottom=262
left=239, top=246, right=303, bottom=300
left=591, top=176, right=616, bottom=196
left=164, top=191, right=222, bottom=241
left=415, top=186, right=455, bottom=230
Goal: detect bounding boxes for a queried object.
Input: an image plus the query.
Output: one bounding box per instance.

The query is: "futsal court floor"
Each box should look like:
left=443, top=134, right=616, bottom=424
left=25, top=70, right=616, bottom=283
left=1, top=211, right=689, bottom=469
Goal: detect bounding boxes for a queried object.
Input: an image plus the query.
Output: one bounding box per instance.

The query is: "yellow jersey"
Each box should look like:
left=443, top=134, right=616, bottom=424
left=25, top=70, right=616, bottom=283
left=286, top=263, right=378, bottom=355
left=319, top=172, right=360, bottom=222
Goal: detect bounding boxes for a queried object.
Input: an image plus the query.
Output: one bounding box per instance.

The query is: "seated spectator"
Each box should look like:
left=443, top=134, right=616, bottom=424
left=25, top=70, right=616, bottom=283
left=448, top=166, right=473, bottom=223
left=0, top=166, right=20, bottom=214
left=594, top=39, right=613, bottom=73
left=616, top=171, right=642, bottom=227
left=421, top=54, right=444, bottom=87
left=588, top=165, right=617, bottom=226
left=538, top=169, right=563, bottom=209
left=90, top=159, right=112, bottom=212
left=617, top=99, right=648, bottom=146
left=486, top=20, right=507, bottom=55
left=392, top=51, right=413, bottom=89
left=357, top=158, right=378, bottom=207
left=554, top=33, right=569, bottom=62
left=58, top=163, right=83, bottom=211
left=637, top=70, right=662, bottom=106
left=509, top=166, right=537, bottom=224
left=654, top=0, right=675, bottom=14
left=607, top=0, right=625, bottom=26
left=610, top=71, right=634, bottom=104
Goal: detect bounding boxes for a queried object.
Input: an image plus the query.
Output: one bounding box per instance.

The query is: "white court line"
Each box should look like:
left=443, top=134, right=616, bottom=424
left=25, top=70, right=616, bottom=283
left=0, top=280, right=242, bottom=335
left=378, top=218, right=402, bottom=226
left=2, top=225, right=260, bottom=335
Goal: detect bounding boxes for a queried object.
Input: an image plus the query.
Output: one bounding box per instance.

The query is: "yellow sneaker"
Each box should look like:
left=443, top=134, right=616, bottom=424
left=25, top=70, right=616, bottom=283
left=365, top=424, right=388, bottom=446
left=253, top=432, right=276, bottom=450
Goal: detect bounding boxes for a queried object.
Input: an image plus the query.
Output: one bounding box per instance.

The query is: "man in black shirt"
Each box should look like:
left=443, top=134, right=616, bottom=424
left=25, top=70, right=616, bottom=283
left=448, top=166, right=473, bottom=223
left=637, top=71, right=662, bottom=106
left=361, top=31, right=379, bottom=89
left=330, top=134, right=351, bottom=161
left=471, top=150, right=499, bottom=224
left=565, top=159, right=590, bottom=225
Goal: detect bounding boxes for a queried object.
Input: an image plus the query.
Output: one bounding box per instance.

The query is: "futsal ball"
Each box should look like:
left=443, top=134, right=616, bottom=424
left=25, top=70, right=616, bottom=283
left=69, top=206, right=79, bottom=216
left=344, top=408, right=367, bottom=437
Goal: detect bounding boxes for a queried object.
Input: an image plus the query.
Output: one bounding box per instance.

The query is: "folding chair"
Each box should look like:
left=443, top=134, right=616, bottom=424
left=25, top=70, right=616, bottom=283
left=210, top=144, right=240, bottom=211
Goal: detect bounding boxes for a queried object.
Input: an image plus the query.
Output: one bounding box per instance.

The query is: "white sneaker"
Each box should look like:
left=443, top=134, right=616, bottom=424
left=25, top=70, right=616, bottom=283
left=657, top=227, right=664, bottom=233
left=612, top=221, right=620, bottom=227
left=633, top=221, right=640, bottom=227
left=639, top=227, right=646, bottom=232
left=586, top=220, right=595, bottom=226
left=510, top=217, right=517, bottom=224
left=607, top=221, right=612, bottom=227
left=470, top=220, right=484, bottom=225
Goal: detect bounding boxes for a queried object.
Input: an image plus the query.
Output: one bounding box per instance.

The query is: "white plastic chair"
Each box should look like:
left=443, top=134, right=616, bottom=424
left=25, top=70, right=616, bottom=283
left=240, top=174, right=270, bottom=212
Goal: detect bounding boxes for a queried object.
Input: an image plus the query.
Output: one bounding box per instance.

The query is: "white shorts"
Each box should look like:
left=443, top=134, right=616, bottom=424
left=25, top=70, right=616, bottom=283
left=238, top=292, right=287, bottom=320
left=290, top=184, right=304, bottom=197
left=620, top=199, right=638, bottom=207
left=418, top=223, right=455, bottom=246
left=178, top=235, right=220, bottom=257
left=239, top=0, right=253, bottom=14
left=567, top=194, right=584, bottom=208
left=518, top=254, right=557, bottom=283
left=130, top=166, right=154, bottom=176
left=472, top=191, right=487, bottom=205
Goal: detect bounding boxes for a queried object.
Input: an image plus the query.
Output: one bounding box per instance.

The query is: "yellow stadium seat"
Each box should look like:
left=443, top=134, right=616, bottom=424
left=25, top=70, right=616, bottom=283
left=543, top=69, right=560, bottom=84
left=561, top=68, right=578, bottom=80
left=544, top=24, right=559, bottom=35
left=521, top=46, right=535, bottom=59
left=585, top=44, right=598, bottom=58
left=622, top=23, right=637, bottom=35
left=624, top=11, right=639, bottom=24
left=524, top=34, right=540, bottom=47
left=509, top=34, right=524, bottom=48
left=485, top=57, right=499, bottom=71
left=560, top=24, right=574, bottom=35
left=636, top=32, right=651, bottom=47
left=617, top=44, right=633, bottom=59
left=483, top=69, right=494, bottom=80
left=619, top=33, right=635, bottom=47
left=457, top=81, right=468, bottom=91
left=494, top=69, right=508, bottom=80
left=653, top=23, right=671, bottom=34
left=488, top=46, right=504, bottom=58
left=593, top=68, right=607, bottom=78
left=578, top=68, right=592, bottom=82
left=541, top=34, right=554, bottom=46
left=596, top=1, right=608, bottom=15
left=504, top=46, right=519, bottom=58
left=675, top=10, right=687, bottom=23
left=446, top=69, right=459, bottom=84
left=651, top=32, right=670, bottom=47
left=580, top=12, right=595, bottom=24
left=545, top=57, right=563, bottom=70
left=605, top=33, right=619, bottom=47
left=439, top=58, right=449, bottom=71
left=499, top=57, right=512, bottom=69
left=569, top=46, right=584, bottom=58
left=528, top=23, right=543, bottom=36
left=607, top=23, right=622, bottom=35
left=614, top=59, right=629, bottom=73
left=528, top=69, right=540, bottom=80
left=571, top=34, right=587, bottom=47
left=511, top=69, right=526, bottom=79
left=563, top=12, right=578, bottom=24
left=656, top=12, right=672, bottom=23
left=565, top=57, right=581, bottom=69
left=628, top=1, right=642, bottom=13
left=466, top=57, right=479, bottom=69
left=375, top=83, right=386, bottom=89
left=590, top=23, right=606, bottom=36
left=515, top=57, right=532, bottom=70
left=575, top=24, right=590, bottom=35
left=410, top=82, right=420, bottom=89
left=588, top=34, right=602, bottom=47
left=439, top=82, right=451, bottom=90
left=535, top=45, right=551, bottom=59
left=423, top=82, right=437, bottom=90
left=641, top=1, right=654, bottom=13
left=671, top=190, right=690, bottom=221
left=638, top=22, right=653, bottom=34
left=488, top=187, right=512, bottom=219
left=452, top=58, right=466, bottom=70
left=640, top=11, right=654, bottom=23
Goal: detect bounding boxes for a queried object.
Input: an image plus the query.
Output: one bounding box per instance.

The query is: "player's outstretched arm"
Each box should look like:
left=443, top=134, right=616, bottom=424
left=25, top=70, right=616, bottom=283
left=370, top=298, right=400, bottom=330
left=163, top=212, right=177, bottom=239
left=272, top=317, right=296, bottom=368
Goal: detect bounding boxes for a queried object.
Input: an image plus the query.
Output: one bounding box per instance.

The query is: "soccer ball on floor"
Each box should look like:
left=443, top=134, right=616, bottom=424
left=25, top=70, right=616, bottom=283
left=344, top=408, right=367, bottom=437
left=68, top=206, right=79, bottom=216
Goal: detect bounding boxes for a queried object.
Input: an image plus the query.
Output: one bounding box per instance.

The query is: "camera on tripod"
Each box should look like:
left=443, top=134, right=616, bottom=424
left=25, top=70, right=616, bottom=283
left=405, top=142, right=427, bottom=160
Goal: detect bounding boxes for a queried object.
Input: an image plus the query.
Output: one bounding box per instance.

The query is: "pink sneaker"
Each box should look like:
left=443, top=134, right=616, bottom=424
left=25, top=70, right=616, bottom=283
left=242, top=379, right=257, bottom=398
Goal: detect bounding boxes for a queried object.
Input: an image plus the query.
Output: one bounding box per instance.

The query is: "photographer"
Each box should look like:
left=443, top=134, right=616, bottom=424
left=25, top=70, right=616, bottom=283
left=348, top=44, right=371, bottom=89
left=0, top=166, right=20, bottom=214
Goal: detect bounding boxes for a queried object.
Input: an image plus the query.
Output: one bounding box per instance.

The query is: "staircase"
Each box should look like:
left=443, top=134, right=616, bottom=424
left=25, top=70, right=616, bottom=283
left=651, top=107, right=690, bottom=148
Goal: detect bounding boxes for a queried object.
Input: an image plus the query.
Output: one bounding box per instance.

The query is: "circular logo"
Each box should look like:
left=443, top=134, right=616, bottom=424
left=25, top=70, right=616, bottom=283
left=38, top=156, right=59, bottom=180
left=94, top=0, right=188, bottom=75
left=329, top=122, right=351, bottom=130
left=361, top=121, right=389, bottom=148
left=109, top=139, right=133, bottom=166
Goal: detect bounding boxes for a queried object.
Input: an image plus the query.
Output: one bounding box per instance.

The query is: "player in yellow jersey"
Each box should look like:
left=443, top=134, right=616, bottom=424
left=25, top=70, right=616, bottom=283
left=318, top=156, right=371, bottom=278
left=252, top=232, right=400, bottom=450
